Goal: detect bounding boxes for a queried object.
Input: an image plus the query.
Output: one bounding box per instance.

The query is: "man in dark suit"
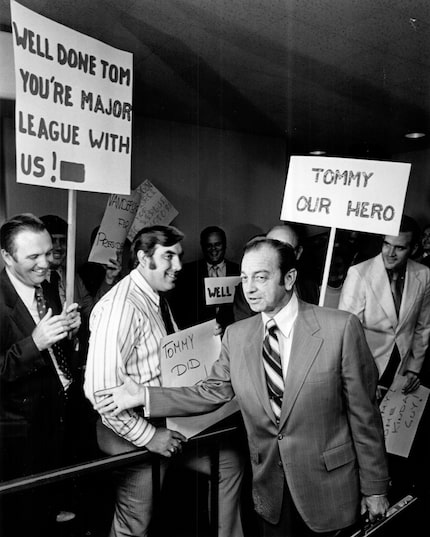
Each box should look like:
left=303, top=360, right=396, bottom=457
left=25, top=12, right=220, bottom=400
left=233, top=223, right=319, bottom=321
left=170, top=225, right=240, bottom=329
left=96, top=237, right=390, bottom=537
left=0, top=213, right=81, bottom=537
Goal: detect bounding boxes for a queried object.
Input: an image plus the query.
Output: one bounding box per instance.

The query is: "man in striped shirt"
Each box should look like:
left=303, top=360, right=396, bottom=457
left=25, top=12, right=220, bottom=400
left=84, top=225, right=243, bottom=537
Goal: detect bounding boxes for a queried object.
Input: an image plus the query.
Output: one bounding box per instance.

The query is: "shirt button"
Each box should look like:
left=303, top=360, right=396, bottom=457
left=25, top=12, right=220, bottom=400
left=278, top=433, right=283, bottom=440
left=278, top=460, right=283, bottom=467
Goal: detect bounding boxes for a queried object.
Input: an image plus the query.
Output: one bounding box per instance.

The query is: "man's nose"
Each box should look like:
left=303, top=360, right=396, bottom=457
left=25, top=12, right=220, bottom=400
left=172, top=256, right=182, bottom=271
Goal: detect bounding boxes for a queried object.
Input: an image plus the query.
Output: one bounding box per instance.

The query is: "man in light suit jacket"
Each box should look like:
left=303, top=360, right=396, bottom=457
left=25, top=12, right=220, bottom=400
left=96, top=237, right=389, bottom=537
left=339, top=215, right=430, bottom=394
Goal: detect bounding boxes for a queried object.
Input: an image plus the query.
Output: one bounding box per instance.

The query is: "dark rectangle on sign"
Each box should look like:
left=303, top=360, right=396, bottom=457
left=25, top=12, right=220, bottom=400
left=60, top=161, right=85, bottom=183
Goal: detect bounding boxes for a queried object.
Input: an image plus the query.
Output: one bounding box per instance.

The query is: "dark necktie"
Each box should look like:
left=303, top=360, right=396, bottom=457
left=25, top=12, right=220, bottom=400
left=159, top=295, right=175, bottom=335
left=262, top=319, right=284, bottom=419
left=390, top=271, right=401, bottom=316
left=210, top=265, right=220, bottom=277
left=34, top=286, right=73, bottom=381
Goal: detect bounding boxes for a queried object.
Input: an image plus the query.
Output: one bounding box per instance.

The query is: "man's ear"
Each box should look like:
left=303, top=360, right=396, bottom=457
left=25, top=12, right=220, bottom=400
left=284, top=268, right=297, bottom=291
left=411, top=243, right=419, bottom=257
left=136, top=250, right=146, bottom=266
left=1, top=249, right=12, bottom=268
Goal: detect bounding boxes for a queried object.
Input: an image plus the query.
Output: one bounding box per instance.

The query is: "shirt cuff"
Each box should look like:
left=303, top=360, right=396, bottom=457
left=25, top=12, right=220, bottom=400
left=143, top=387, right=150, bottom=417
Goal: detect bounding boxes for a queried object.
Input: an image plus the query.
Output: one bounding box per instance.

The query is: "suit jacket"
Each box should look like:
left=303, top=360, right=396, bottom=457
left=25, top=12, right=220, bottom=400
left=339, top=253, right=430, bottom=378
left=169, top=258, right=240, bottom=329
left=149, top=301, right=389, bottom=532
left=0, top=269, right=75, bottom=479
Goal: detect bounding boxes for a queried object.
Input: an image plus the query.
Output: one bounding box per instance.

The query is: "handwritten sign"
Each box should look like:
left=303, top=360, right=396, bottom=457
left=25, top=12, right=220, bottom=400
left=281, top=156, right=410, bottom=235
left=204, top=276, right=241, bottom=305
left=88, top=190, right=141, bottom=264
left=127, top=179, right=178, bottom=242
left=379, top=376, right=429, bottom=458
left=160, top=320, right=238, bottom=438
left=11, top=1, right=133, bottom=194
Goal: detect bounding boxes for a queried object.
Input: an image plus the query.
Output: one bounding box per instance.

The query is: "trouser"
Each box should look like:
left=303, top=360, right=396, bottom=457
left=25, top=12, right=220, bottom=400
left=109, top=438, right=244, bottom=537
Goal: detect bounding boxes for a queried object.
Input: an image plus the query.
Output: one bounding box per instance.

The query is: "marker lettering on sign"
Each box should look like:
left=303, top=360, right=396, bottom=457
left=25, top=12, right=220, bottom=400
left=18, top=111, right=80, bottom=145
left=346, top=201, right=395, bottom=221
left=81, top=91, right=132, bottom=120
left=296, top=196, right=331, bottom=214
left=57, top=44, right=97, bottom=75
left=162, top=334, right=195, bottom=359
left=312, top=168, right=373, bottom=187
left=12, top=22, right=54, bottom=60
left=208, top=286, right=232, bottom=298
left=19, top=69, right=73, bottom=107
left=88, top=130, right=130, bottom=153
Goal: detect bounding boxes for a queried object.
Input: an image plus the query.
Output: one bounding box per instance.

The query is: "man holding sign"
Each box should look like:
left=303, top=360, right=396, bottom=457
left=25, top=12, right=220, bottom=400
left=84, top=225, right=243, bottom=537
left=339, top=215, right=430, bottom=396
left=96, top=237, right=389, bottom=537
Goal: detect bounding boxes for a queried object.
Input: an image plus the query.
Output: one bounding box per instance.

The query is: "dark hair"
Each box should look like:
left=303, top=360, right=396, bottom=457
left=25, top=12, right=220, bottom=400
left=243, top=237, right=297, bottom=282
left=200, top=226, right=226, bottom=246
left=399, top=215, right=421, bottom=247
left=131, top=225, right=184, bottom=267
left=1, top=213, right=47, bottom=254
left=39, top=214, right=67, bottom=236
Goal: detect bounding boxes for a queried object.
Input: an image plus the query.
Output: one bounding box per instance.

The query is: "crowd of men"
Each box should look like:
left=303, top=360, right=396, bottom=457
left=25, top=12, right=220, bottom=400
left=1, top=212, right=430, bottom=537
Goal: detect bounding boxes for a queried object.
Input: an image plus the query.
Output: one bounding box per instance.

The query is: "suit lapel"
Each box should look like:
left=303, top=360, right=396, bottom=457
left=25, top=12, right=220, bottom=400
left=280, top=302, right=322, bottom=429
left=398, top=261, right=420, bottom=330
left=1, top=270, right=37, bottom=336
left=243, top=315, right=276, bottom=422
left=369, top=254, right=398, bottom=328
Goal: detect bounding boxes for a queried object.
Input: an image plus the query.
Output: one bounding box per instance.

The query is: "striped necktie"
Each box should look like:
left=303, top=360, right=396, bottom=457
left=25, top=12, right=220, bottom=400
left=34, top=286, right=73, bottom=381
left=262, top=319, right=284, bottom=418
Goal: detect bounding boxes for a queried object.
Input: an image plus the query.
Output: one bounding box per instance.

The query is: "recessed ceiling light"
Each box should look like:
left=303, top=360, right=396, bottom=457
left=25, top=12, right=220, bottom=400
left=404, top=132, right=426, bottom=139
left=309, top=150, right=326, bottom=155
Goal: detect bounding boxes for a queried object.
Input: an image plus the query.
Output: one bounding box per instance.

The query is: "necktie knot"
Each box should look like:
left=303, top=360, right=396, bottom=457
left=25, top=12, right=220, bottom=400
left=266, top=318, right=277, bottom=334
left=35, top=286, right=47, bottom=319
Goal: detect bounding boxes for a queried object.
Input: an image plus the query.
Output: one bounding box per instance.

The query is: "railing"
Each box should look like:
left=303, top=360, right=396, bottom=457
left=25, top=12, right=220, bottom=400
left=0, top=422, right=240, bottom=537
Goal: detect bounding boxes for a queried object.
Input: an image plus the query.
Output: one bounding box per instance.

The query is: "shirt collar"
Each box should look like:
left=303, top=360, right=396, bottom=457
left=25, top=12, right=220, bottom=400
left=262, top=292, right=298, bottom=339
left=207, top=260, right=226, bottom=271
left=130, top=267, right=160, bottom=307
left=5, top=268, right=37, bottom=309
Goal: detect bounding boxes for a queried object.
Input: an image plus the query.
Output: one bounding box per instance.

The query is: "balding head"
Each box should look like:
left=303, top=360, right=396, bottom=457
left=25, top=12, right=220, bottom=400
left=266, top=224, right=303, bottom=260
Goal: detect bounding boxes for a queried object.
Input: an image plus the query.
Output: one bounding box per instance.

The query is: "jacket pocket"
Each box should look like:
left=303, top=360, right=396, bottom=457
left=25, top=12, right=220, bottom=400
left=323, top=442, right=355, bottom=471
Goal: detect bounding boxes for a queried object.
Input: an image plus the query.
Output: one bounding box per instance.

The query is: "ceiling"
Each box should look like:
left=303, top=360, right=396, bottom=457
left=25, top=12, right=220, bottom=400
left=1, top=0, right=430, bottom=157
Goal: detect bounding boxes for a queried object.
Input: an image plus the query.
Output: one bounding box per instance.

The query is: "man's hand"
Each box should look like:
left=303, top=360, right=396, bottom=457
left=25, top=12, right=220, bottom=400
left=63, top=302, right=81, bottom=336
left=145, top=428, right=187, bottom=457
left=104, top=255, right=122, bottom=285
left=361, top=494, right=389, bottom=523
left=32, top=308, right=69, bottom=351
left=402, top=371, right=420, bottom=394
left=94, top=376, right=144, bottom=415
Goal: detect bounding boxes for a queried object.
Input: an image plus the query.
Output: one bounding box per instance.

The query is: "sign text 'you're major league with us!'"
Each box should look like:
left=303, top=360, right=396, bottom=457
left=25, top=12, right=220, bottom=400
left=11, top=0, right=133, bottom=195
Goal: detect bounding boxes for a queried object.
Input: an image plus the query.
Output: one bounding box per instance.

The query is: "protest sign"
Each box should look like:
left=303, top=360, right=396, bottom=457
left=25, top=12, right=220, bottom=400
left=204, top=276, right=241, bottom=305
left=11, top=0, right=133, bottom=194
left=127, top=179, right=178, bottom=241
left=160, top=320, right=238, bottom=438
left=281, top=156, right=410, bottom=236
left=88, top=190, right=141, bottom=264
left=380, top=375, right=429, bottom=458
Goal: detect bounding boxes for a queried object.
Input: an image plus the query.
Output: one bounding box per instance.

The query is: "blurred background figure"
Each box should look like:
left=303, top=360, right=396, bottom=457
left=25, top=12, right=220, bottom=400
left=170, top=225, right=240, bottom=329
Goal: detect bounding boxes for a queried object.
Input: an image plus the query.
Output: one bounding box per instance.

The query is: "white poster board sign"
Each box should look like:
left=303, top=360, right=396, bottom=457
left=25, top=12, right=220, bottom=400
left=204, top=276, right=241, bottom=305
left=127, top=180, right=178, bottom=242
left=379, top=375, right=429, bottom=458
left=11, top=0, right=133, bottom=194
left=88, top=190, right=141, bottom=264
left=281, top=156, right=410, bottom=235
left=160, top=320, right=238, bottom=438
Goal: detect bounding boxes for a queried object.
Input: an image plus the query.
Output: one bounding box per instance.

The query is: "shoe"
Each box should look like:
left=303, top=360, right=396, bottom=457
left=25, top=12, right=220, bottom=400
left=56, top=510, right=76, bottom=523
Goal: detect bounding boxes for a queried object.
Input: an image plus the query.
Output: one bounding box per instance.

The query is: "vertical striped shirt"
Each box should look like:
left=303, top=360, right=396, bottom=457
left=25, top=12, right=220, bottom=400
left=84, top=268, right=176, bottom=447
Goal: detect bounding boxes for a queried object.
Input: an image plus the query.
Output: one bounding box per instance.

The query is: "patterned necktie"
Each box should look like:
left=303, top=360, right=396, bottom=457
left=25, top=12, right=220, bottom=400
left=262, top=319, right=284, bottom=418
left=34, top=286, right=73, bottom=381
left=210, top=265, right=220, bottom=277
left=159, top=295, right=175, bottom=335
